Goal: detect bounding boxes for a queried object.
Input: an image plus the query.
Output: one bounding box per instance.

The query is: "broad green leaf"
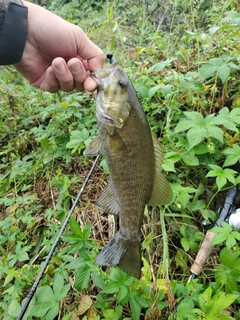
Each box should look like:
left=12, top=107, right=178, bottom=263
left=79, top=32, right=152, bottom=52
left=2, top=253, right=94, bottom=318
left=226, top=234, right=237, bottom=250
left=75, top=265, right=91, bottom=292
left=129, top=293, right=141, bottom=320
left=117, top=285, right=129, bottom=303
left=217, top=64, right=230, bottom=83
left=199, top=64, right=217, bottom=79
left=187, top=126, right=206, bottom=149
left=206, top=124, right=223, bottom=143
left=180, top=149, right=199, bottom=166
left=223, top=144, right=240, bottom=167
left=211, top=232, right=227, bottom=245
left=211, top=58, right=224, bottom=67
left=45, top=302, right=60, bottom=320
left=213, top=107, right=240, bottom=132
left=133, top=82, right=149, bottom=99
left=184, top=111, right=204, bottom=122
left=210, top=291, right=237, bottom=312
left=53, top=273, right=64, bottom=295
left=231, top=231, right=240, bottom=241
left=32, top=302, right=54, bottom=317
left=148, top=84, right=162, bottom=99
left=199, top=287, right=213, bottom=311
left=174, top=119, right=194, bottom=133
left=216, top=175, right=227, bottom=190
left=8, top=300, right=21, bottom=317
left=181, top=237, right=190, bottom=252
left=36, top=286, right=55, bottom=302
left=101, top=281, right=120, bottom=294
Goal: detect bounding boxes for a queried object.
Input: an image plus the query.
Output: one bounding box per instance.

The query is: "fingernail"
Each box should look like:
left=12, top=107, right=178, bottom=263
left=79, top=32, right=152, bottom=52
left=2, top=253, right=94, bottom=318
left=70, top=61, right=81, bottom=73
left=55, top=61, right=66, bottom=73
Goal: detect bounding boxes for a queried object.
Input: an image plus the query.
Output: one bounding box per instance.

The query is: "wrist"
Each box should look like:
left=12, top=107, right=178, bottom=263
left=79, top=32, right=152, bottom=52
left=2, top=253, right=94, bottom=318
left=0, top=0, right=28, bottom=65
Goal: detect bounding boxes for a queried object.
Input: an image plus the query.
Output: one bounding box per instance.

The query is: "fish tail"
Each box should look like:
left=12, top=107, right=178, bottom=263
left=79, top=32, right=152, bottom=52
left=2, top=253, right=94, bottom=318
left=95, top=231, right=141, bottom=278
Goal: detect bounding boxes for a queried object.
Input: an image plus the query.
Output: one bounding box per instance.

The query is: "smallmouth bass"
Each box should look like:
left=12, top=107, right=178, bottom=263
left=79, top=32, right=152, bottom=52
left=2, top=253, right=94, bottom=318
left=84, top=62, right=172, bottom=278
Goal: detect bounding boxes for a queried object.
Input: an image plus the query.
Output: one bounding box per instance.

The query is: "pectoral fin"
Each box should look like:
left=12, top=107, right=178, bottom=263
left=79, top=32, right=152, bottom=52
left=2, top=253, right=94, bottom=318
left=96, top=182, right=120, bottom=216
left=84, top=136, right=103, bottom=156
left=148, top=135, right=172, bottom=206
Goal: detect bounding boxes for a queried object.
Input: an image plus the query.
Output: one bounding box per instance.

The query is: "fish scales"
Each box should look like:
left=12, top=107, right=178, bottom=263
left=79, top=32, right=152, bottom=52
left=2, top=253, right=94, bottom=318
left=84, top=62, right=172, bottom=278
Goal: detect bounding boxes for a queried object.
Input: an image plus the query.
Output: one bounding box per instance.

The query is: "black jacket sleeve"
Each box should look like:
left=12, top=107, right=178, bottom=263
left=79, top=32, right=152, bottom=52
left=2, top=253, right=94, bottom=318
left=0, top=0, right=28, bottom=65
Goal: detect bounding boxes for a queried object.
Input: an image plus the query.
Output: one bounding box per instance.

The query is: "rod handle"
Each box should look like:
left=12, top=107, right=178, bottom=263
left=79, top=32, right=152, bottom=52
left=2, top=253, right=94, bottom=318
left=190, top=230, right=216, bottom=276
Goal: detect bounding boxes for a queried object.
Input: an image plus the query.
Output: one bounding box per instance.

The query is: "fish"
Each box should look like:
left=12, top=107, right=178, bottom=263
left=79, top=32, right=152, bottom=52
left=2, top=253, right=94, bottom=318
left=84, top=61, right=172, bottom=278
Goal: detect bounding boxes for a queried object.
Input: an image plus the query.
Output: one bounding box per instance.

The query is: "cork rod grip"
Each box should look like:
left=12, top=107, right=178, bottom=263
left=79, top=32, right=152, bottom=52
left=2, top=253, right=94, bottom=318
left=190, top=231, right=216, bottom=276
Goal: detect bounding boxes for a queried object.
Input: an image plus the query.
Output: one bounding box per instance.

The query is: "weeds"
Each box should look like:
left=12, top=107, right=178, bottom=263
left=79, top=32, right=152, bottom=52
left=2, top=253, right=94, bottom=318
left=1, top=0, right=240, bottom=319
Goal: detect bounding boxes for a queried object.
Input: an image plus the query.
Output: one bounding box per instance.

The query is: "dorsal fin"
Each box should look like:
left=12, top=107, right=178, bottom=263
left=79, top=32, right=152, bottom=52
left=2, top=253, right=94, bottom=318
left=148, top=135, right=172, bottom=206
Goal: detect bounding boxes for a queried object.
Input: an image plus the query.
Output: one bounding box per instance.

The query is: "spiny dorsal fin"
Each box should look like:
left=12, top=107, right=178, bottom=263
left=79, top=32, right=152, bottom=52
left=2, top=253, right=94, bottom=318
left=96, top=182, right=120, bottom=216
left=83, top=136, right=103, bottom=156
left=148, top=135, right=172, bottom=206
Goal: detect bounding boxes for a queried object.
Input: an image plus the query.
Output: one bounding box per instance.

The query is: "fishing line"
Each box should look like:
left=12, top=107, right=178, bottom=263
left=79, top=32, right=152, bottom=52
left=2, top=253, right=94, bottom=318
left=17, top=155, right=99, bottom=320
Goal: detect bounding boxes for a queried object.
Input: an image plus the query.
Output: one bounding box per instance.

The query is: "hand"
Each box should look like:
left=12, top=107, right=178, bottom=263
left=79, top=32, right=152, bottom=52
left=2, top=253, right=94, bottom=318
left=14, top=1, right=104, bottom=92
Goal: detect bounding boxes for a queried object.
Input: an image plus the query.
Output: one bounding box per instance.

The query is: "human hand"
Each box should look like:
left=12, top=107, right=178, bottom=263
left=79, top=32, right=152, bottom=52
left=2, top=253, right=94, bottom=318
left=14, top=1, right=104, bottom=92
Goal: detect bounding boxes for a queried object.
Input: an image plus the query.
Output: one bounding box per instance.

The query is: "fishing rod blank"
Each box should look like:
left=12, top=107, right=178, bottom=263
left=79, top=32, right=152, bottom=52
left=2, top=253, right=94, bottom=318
left=17, top=156, right=99, bottom=320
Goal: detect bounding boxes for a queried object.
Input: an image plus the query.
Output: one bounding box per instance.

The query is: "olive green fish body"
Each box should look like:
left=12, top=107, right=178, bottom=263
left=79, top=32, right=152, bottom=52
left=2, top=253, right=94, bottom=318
left=84, top=62, right=172, bottom=278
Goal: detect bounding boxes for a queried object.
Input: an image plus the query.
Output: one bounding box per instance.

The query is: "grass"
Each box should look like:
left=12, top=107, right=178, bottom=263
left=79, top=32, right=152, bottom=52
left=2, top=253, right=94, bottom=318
left=1, top=0, right=240, bottom=319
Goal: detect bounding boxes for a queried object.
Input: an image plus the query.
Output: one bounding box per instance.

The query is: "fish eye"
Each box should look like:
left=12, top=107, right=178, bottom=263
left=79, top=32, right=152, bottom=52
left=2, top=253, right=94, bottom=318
left=118, top=80, right=126, bottom=89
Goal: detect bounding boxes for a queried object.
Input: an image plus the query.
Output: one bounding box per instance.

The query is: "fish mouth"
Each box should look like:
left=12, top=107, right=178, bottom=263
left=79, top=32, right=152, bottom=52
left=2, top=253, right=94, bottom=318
left=90, top=71, right=100, bottom=84
left=90, top=63, right=119, bottom=83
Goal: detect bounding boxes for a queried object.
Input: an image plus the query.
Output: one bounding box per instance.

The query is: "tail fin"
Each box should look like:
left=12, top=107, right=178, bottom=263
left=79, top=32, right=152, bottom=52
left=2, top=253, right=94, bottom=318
left=95, top=231, right=141, bottom=278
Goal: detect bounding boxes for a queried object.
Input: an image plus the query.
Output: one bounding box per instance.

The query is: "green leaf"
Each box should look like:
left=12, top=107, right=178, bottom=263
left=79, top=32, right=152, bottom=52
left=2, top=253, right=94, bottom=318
left=213, top=107, right=240, bottom=132
left=210, top=291, right=237, bottom=313
left=174, top=119, right=194, bottom=133
left=199, top=287, right=213, bottom=312
left=216, top=175, right=227, bottom=190
left=205, top=124, right=223, bottom=143
left=69, top=217, right=82, bottom=236
left=181, top=237, right=191, bottom=252
left=223, top=144, right=240, bottom=167
left=129, top=293, right=141, bottom=320
left=32, top=302, right=53, bottom=317
left=102, top=280, right=120, bottom=294
left=217, top=64, right=230, bottom=83
left=199, top=64, right=217, bottom=79
left=53, top=273, right=70, bottom=301
left=117, top=285, right=129, bottom=303
left=225, top=234, right=237, bottom=250
left=148, top=84, right=162, bottom=99
left=187, top=126, right=206, bottom=149
left=75, top=265, right=91, bottom=291
left=8, top=300, right=21, bottom=317
left=211, top=232, right=228, bottom=245
left=36, top=286, right=55, bottom=303
left=180, top=149, right=199, bottom=166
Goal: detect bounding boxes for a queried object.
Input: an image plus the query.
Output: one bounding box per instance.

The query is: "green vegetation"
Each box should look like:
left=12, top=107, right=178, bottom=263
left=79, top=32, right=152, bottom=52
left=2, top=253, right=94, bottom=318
left=1, top=0, right=240, bottom=319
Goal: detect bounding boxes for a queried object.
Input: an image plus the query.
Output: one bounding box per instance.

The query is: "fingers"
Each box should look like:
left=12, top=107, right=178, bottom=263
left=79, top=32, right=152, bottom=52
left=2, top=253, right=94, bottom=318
left=40, top=58, right=74, bottom=92
left=39, top=52, right=104, bottom=93
left=52, top=58, right=74, bottom=92
left=41, top=58, right=94, bottom=92
left=67, top=58, right=85, bottom=91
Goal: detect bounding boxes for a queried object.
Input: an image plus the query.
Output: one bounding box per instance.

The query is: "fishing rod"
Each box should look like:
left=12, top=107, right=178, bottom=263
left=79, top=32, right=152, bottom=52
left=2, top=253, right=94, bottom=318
left=188, top=186, right=239, bottom=282
left=17, top=155, right=99, bottom=320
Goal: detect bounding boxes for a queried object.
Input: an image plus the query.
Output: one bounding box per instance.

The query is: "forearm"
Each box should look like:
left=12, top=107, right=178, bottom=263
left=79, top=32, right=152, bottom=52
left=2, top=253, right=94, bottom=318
left=0, top=0, right=28, bottom=65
